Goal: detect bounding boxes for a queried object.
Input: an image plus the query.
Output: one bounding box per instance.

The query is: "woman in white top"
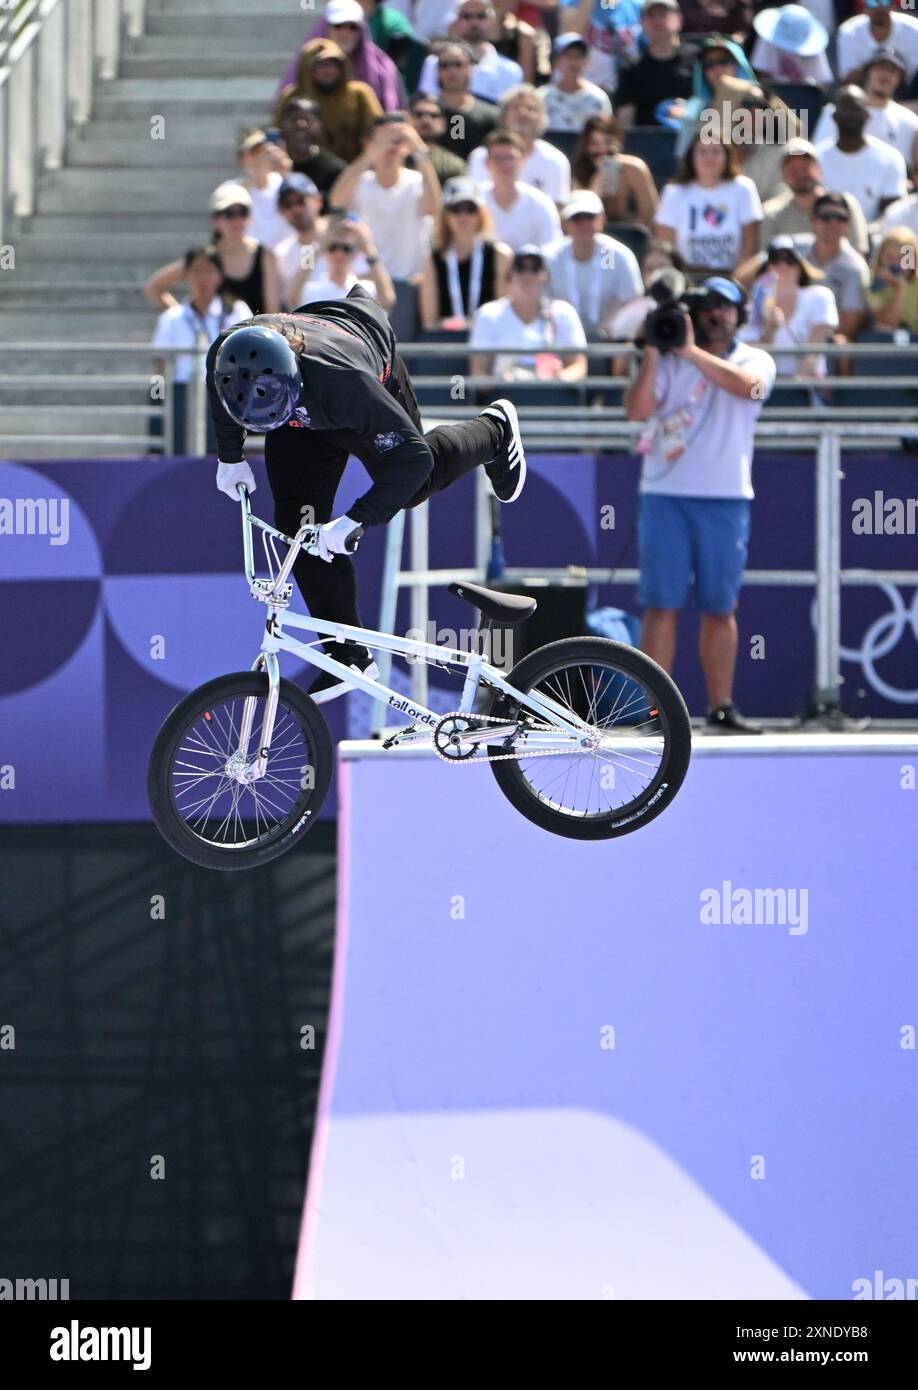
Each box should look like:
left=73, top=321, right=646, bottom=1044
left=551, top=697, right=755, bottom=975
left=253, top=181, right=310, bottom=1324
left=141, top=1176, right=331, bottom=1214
left=654, top=133, right=762, bottom=276
left=469, top=243, right=587, bottom=382
left=297, top=217, right=396, bottom=310
left=741, top=235, right=839, bottom=379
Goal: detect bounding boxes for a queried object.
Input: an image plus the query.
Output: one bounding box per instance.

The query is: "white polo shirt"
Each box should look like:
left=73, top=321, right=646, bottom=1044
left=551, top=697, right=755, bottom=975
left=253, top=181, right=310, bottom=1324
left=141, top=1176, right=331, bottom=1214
left=639, top=341, right=776, bottom=499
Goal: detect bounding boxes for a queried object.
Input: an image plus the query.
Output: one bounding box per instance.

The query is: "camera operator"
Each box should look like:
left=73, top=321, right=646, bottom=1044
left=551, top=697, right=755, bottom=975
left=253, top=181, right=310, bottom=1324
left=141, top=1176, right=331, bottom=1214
left=625, top=277, right=776, bottom=734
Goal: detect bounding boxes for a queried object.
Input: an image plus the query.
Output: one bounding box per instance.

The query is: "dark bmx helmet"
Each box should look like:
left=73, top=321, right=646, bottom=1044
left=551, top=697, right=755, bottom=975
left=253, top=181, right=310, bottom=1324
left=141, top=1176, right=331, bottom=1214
left=214, top=326, right=302, bottom=430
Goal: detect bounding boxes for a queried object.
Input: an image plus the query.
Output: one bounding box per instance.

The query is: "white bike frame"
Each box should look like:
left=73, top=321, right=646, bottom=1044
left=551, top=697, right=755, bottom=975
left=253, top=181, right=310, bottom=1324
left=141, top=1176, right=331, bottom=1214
left=234, top=487, right=599, bottom=776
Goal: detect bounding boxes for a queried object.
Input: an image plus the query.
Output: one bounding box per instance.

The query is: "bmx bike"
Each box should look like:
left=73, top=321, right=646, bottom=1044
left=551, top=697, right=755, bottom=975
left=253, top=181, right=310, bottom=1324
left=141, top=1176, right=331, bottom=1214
left=147, top=488, right=692, bottom=869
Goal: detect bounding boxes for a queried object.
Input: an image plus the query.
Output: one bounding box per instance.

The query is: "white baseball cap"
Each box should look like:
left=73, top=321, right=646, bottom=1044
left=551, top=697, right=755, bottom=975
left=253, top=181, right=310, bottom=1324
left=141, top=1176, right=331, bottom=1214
left=325, top=0, right=365, bottom=25
left=562, top=190, right=604, bottom=220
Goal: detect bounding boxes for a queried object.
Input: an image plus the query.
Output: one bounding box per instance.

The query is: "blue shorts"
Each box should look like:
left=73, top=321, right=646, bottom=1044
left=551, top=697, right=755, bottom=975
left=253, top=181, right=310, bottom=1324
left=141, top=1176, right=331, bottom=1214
left=638, top=495, right=751, bottom=615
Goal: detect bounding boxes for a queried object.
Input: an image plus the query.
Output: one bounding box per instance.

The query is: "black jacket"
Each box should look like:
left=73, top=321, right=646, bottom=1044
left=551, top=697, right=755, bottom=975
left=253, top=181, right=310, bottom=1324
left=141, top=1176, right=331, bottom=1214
left=206, top=285, right=432, bottom=527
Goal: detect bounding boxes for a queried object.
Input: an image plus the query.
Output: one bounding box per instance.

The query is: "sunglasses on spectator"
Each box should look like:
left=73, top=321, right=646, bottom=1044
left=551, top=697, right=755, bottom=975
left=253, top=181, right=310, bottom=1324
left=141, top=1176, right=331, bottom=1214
left=460, top=11, right=488, bottom=18
left=568, top=212, right=596, bottom=222
left=514, top=260, right=543, bottom=274
left=438, top=59, right=467, bottom=68
left=327, top=241, right=356, bottom=253
left=216, top=206, right=250, bottom=218
left=414, top=108, right=441, bottom=119
left=330, top=21, right=361, bottom=29
left=280, top=196, right=307, bottom=209
left=448, top=201, right=479, bottom=214
left=815, top=210, right=848, bottom=222
left=768, top=251, right=798, bottom=265
left=703, top=56, right=732, bottom=71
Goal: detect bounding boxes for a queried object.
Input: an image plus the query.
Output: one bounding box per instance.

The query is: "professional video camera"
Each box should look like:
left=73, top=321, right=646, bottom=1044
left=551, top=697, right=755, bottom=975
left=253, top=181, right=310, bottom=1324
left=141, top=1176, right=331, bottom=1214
left=641, top=269, right=711, bottom=353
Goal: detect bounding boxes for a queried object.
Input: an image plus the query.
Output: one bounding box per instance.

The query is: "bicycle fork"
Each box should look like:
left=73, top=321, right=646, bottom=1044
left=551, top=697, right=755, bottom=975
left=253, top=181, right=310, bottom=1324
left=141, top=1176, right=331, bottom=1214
left=224, top=648, right=281, bottom=786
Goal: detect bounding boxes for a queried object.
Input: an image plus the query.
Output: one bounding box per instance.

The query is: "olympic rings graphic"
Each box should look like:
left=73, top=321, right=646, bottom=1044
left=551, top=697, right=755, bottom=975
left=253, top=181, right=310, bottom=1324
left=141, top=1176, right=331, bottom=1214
left=838, top=584, right=918, bottom=704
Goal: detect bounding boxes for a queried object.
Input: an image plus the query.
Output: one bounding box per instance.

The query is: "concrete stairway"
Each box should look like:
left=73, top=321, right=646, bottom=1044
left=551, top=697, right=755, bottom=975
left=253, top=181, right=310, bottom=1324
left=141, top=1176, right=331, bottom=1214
left=1, top=0, right=312, bottom=458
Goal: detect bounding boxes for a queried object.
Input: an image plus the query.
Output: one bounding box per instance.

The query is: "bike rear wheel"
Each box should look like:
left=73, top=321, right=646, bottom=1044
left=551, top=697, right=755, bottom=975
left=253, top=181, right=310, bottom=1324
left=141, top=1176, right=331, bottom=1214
left=488, top=637, right=691, bottom=841
left=148, top=672, right=333, bottom=870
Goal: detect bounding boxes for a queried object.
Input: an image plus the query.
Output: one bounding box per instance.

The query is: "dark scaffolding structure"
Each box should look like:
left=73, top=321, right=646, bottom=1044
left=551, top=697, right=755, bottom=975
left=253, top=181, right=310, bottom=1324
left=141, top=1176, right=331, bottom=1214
left=0, top=823, right=336, bottom=1300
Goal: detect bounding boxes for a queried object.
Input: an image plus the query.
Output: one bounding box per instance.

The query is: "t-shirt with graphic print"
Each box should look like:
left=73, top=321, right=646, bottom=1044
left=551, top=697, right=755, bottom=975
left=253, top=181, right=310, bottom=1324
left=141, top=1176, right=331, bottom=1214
left=656, top=176, right=762, bottom=271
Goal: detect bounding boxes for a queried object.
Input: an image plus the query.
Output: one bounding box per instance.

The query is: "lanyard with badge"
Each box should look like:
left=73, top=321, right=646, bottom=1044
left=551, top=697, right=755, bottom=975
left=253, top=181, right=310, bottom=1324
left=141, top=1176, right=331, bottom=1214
left=444, top=241, right=485, bottom=320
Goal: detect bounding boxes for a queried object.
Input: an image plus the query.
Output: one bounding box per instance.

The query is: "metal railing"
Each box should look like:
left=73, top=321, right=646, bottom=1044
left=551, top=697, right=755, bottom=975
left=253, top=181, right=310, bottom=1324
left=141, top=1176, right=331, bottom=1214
left=0, top=0, right=146, bottom=247
left=371, top=422, right=918, bottom=733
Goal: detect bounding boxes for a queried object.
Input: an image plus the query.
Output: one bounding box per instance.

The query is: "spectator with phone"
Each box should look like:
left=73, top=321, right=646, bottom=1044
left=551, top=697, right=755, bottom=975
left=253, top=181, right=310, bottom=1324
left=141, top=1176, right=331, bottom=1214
left=274, top=38, right=383, bottom=163
left=867, top=225, right=918, bottom=331
left=419, top=176, right=511, bottom=329
left=236, top=130, right=293, bottom=250
left=328, top=113, right=442, bottom=337
left=295, top=217, right=396, bottom=311
left=278, top=100, right=346, bottom=209
left=469, top=244, right=588, bottom=382
left=406, top=93, right=469, bottom=186
left=741, top=236, right=838, bottom=380
left=570, top=115, right=658, bottom=229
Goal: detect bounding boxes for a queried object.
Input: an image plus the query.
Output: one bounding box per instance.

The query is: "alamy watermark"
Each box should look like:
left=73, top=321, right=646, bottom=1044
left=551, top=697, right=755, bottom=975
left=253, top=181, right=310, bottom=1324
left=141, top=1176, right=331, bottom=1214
left=0, top=497, right=70, bottom=545
left=700, top=881, right=809, bottom=935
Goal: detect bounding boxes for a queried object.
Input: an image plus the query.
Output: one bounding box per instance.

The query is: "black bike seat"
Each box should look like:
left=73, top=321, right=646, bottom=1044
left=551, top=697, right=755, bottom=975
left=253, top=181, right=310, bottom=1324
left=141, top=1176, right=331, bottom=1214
left=448, top=581, right=537, bottom=626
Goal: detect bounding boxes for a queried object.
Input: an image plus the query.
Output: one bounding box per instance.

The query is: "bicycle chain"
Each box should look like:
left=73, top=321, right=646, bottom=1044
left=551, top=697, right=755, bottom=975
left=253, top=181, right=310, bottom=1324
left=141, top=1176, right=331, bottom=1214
left=431, top=711, right=593, bottom=765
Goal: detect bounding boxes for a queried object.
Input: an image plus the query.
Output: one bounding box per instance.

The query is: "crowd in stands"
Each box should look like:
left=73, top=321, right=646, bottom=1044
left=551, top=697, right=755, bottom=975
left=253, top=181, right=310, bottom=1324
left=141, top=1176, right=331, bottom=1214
left=145, top=0, right=918, bottom=395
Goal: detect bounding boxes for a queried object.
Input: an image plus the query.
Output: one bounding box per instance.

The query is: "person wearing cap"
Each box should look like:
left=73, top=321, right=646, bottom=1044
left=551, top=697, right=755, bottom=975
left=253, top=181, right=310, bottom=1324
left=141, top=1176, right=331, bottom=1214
left=417, top=1, right=524, bottom=104
left=568, top=0, right=644, bottom=95
left=277, top=0, right=407, bottom=113
left=625, top=275, right=776, bottom=735
left=469, top=244, right=588, bottom=381
left=143, top=184, right=281, bottom=317
left=813, top=48, right=918, bottom=172
left=274, top=38, right=383, bottom=164
left=837, top=0, right=918, bottom=88
left=759, top=140, right=870, bottom=258
left=278, top=101, right=347, bottom=210
left=478, top=130, right=561, bottom=252
left=420, top=177, right=511, bottom=328
left=208, top=285, right=529, bottom=697
left=750, top=5, right=832, bottom=87
left=328, top=112, right=442, bottom=339
left=236, top=130, right=293, bottom=251
left=543, top=191, right=643, bottom=340
left=790, top=192, right=870, bottom=344
left=467, top=84, right=571, bottom=206
left=538, top=34, right=611, bottom=135
left=815, top=85, right=907, bottom=224
left=273, top=174, right=328, bottom=309
left=741, top=235, right=839, bottom=380
left=424, top=41, right=499, bottom=162
left=613, top=1, right=694, bottom=132
left=406, top=93, right=468, bottom=186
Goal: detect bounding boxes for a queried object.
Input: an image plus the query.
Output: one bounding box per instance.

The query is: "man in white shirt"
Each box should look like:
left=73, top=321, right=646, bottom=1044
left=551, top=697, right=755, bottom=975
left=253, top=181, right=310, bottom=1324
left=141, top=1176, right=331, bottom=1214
left=539, top=33, right=612, bottom=134
left=419, top=0, right=523, bottom=102
left=479, top=130, right=561, bottom=251
left=466, top=82, right=571, bottom=205
left=544, top=191, right=643, bottom=339
left=273, top=173, right=328, bottom=308
left=328, top=112, right=442, bottom=336
left=469, top=243, right=587, bottom=380
left=625, top=277, right=777, bottom=734
left=837, top=0, right=918, bottom=85
left=386, top=0, right=458, bottom=44
left=880, top=189, right=918, bottom=238
left=237, top=130, right=293, bottom=250
left=815, top=85, right=907, bottom=223
left=813, top=48, right=918, bottom=172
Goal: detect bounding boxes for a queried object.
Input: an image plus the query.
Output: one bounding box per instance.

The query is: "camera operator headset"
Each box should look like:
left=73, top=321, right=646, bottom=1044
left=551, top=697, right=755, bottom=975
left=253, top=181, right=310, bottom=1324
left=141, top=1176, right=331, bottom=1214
left=605, top=275, right=753, bottom=574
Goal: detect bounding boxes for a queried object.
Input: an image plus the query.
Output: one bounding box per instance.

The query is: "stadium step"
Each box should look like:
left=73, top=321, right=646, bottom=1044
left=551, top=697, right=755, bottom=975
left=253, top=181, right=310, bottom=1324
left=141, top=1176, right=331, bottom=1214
left=0, top=310, right=159, bottom=338
left=0, top=284, right=151, bottom=309
left=35, top=167, right=246, bottom=215
left=0, top=437, right=161, bottom=460
left=119, top=54, right=293, bottom=81
left=66, top=139, right=236, bottom=169
left=1, top=406, right=161, bottom=436
left=142, top=18, right=306, bottom=49
left=0, top=377, right=158, bottom=406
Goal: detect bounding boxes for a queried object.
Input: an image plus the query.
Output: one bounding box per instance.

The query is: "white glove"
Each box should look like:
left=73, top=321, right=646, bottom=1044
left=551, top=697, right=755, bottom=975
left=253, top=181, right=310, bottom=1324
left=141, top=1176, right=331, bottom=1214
left=315, top=514, right=364, bottom=563
left=216, top=460, right=256, bottom=500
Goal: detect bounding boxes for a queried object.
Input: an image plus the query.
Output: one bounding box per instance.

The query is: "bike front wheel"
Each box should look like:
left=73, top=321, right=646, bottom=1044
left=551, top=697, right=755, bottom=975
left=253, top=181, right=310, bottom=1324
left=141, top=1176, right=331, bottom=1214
left=148, top=672, right=333, bottom=870
left=488, top=637, right=691, bottom=841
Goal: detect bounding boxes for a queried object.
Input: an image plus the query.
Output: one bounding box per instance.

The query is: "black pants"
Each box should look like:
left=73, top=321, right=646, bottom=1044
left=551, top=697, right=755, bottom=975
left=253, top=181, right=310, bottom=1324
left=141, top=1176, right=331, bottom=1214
left=265, top=353, right=500, bottom=637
